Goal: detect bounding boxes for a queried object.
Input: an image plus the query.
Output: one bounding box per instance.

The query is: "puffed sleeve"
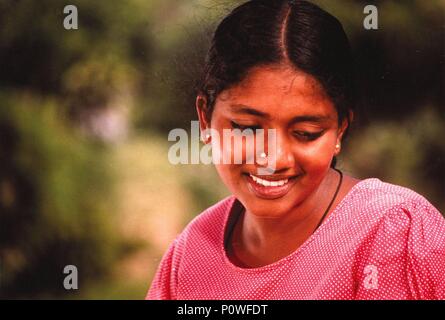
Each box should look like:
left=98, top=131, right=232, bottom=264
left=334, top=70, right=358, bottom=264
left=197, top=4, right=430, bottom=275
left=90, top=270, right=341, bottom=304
left=146, top=238, right=179, bottom=300
left=406, top=201, right=445, bottom=299
left=354, top=198, right=445, bottom=300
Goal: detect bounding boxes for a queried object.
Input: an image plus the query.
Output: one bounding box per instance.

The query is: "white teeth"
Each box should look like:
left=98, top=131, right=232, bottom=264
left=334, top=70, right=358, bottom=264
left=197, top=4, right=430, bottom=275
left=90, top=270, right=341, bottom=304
left=249, top=174, right=289, bottom=187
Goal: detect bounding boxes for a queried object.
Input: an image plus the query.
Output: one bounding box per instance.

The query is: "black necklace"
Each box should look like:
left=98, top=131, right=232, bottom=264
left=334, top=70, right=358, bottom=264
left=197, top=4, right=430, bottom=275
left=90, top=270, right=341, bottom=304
left=313, top=168, right=343, bottom=233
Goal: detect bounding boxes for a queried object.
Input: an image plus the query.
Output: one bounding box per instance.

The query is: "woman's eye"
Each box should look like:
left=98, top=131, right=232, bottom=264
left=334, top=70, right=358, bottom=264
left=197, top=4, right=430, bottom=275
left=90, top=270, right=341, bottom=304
left=293, top=130, right=324, bottom=141
left=230, top=121, right=261, bottom=132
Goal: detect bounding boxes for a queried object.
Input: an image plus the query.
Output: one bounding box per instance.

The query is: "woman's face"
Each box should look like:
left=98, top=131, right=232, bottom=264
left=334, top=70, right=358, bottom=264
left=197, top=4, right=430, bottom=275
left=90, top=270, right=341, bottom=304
left=197, top=64, right=348, bottom=218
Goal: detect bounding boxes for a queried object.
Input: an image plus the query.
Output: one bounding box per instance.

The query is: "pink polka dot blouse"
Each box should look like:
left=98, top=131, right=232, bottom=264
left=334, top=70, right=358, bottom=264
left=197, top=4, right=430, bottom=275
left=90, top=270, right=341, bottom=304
left=146, top=178, right=445, bottom=300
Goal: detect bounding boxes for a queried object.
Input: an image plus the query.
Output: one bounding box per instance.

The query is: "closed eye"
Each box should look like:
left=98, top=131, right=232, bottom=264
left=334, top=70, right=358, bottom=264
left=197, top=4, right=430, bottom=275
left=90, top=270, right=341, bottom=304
left=230, top=121, right=261, bottom=132
left=293, top=130, right=324, bottom=141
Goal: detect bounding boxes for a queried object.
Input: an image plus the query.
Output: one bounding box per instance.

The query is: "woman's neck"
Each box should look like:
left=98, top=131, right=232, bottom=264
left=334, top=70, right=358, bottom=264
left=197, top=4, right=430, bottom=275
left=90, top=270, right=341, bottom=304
left=230, top=169, right=350, bottom=268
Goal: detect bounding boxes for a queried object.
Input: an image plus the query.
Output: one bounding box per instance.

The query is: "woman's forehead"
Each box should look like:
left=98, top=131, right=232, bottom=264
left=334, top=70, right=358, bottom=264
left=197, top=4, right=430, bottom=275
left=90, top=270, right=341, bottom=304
left=216, top=65, right=336, bottom=119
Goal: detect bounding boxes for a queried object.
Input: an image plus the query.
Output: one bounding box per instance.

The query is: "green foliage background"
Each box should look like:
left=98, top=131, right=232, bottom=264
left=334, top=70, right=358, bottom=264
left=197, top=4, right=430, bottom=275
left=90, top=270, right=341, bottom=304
left=0, top=0, right=443, bottom=299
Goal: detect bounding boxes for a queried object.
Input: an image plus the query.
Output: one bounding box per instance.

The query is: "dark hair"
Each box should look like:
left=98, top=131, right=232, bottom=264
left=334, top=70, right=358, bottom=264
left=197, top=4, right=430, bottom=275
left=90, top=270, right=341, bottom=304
left=197, top=0, right=355, bottom=166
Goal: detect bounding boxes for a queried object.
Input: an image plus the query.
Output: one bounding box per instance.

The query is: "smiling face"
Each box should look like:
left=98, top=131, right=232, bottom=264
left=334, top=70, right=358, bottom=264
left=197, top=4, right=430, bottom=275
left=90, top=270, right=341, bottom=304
left=197, top=64, right=348, bottom=218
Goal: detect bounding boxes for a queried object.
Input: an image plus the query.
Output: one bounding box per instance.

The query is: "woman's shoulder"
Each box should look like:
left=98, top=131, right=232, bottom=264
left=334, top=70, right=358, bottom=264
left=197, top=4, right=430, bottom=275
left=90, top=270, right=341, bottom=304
left=350, top=178, right=438, bottom=211
left=348, top=177, right=444, bottom=233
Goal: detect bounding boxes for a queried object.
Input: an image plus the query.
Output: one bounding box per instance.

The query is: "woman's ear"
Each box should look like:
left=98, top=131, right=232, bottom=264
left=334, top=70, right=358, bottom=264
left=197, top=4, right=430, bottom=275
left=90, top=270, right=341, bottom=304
left=196, top=95, right=211, bottom=141
left=335, top=111, right=353, bottom=155
left=337, top=111, right=353, bottom=141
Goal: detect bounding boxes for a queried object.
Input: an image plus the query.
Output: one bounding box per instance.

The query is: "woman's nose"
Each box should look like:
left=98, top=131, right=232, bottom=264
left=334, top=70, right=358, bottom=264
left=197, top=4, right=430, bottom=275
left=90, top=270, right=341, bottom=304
left=257, top=129, right=295, bottom=174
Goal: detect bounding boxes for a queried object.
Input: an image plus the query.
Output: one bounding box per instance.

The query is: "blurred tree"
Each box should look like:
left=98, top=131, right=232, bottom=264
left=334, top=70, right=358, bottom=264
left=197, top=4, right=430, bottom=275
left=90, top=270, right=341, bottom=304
left=342, top=107, right=445, bottom=213
left=0, top=0, right=156, bottom=131
left=0, top=93, right=133, bottom=298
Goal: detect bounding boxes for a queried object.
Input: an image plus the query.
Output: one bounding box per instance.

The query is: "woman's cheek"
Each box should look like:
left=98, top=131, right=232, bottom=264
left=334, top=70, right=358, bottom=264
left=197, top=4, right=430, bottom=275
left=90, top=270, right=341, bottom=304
left=296, top=140, right=335, bottom=171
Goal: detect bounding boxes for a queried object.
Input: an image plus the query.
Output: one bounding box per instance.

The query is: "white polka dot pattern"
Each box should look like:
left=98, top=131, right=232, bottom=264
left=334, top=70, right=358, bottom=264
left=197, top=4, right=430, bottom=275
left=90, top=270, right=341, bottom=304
left=146, top=178, right=445, bottom=300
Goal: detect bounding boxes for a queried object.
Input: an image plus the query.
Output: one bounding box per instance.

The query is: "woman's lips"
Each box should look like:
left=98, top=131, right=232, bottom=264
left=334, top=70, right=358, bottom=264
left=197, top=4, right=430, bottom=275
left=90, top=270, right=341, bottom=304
left=244, top=173, right=298, bottom=199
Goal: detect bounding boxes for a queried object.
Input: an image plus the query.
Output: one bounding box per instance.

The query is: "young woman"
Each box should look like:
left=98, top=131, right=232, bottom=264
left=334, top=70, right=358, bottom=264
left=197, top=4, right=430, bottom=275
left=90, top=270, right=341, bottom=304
left=147, top=0, right=445, bottom=299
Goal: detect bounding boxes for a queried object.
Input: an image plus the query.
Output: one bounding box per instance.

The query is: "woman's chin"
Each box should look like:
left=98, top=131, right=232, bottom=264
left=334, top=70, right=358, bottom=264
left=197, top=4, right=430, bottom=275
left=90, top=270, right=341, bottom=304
left=240, top=197, right=300, bottom=219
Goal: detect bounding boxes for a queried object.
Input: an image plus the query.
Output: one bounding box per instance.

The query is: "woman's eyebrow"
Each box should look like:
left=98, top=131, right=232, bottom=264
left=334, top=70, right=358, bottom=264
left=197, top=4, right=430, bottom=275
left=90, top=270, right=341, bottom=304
left=289, top=115, right=331, bottom=124
left=230, top=104, right=331, bottom=123
left=230, top=104, right=270, bottom=118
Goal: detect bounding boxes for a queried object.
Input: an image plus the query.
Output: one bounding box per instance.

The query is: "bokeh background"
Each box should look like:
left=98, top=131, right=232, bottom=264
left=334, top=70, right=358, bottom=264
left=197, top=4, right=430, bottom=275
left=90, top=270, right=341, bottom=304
left=0, top=0, right=443, bottom=299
